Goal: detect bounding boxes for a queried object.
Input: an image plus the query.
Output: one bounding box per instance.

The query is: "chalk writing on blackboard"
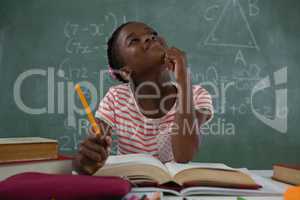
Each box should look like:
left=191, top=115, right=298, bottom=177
left=204, top=0, right=259, bottom=50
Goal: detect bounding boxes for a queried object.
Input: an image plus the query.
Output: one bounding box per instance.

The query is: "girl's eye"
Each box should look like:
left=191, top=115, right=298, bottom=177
left=151, top=31, right=158, bottom=40
left=129, top=38, right=139, bottom=45
left=151, top=31, right=158, bottom=37
left=152, top=31, right=158, bottom=36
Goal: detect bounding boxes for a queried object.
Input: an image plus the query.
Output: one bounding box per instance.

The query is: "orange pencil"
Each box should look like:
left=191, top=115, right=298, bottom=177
left=74, top=83, right=101, bottom=135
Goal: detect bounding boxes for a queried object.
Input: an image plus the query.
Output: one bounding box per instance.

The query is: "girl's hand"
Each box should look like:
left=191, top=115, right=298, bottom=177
left=74, top=120, right=112, bottom=175
left=164, top=47, right=188, bottom=82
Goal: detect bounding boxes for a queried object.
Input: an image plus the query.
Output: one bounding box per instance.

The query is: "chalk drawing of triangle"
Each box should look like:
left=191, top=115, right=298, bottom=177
left=204, top=0, right=259, bottom=50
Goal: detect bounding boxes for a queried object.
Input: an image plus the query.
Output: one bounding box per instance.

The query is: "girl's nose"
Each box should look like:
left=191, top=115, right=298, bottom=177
left=143, top=34, right=156, bottom=43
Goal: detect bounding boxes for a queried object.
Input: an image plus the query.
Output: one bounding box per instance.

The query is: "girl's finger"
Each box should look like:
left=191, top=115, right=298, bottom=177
left=79, top=146, right=102, bottom=162
left=164, top=57, right=174, bottom=71
left=168, top=47, right=185, bottom=57
left=107, top=147, right=112, bottom=155
left=82, top=139, right=104, bottom=153
left=105, top=136, right=112, bottom=146
left=165, top=49, right=179, bottom=60
left=97, top=146, right=108, bottom=161
left=87, top=134, right=107, bottom=146
left=158, top=36, right=168, bottom=48
left=88, top=126, right=98, bottom=136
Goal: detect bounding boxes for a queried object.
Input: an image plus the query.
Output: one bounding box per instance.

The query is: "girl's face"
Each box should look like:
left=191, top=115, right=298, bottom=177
left=115, top=22, right=167, bottom=78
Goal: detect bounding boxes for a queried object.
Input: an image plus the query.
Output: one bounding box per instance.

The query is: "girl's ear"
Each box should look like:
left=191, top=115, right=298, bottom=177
left=120, top=66, right=132, bottom=81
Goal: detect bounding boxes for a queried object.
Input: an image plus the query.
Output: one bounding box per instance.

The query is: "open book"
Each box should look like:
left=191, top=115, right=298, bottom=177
left=95, top=154, right=261, bottom=189
left=131, top=169, right=285, bottom=196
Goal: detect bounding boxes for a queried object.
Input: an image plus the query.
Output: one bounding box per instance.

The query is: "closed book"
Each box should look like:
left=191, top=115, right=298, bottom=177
left=272, top=164, right=300, bottom=185
left=0, top=155, right=72, bottom=181
left=0, top=137, right=58, bottom=163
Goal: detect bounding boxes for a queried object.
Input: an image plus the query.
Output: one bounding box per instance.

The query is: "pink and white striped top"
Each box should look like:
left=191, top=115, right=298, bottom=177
left=95, top=83, right=213, bottom=163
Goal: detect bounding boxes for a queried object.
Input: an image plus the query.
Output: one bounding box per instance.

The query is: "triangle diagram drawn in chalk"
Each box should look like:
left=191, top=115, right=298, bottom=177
left=204, top=0, right=259, bottom=50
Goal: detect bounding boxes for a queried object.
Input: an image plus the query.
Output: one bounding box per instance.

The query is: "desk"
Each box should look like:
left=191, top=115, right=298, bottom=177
left=160, top=170, right=291, bottom=200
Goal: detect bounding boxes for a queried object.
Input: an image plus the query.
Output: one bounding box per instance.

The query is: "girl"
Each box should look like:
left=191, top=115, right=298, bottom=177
left=73, top=21, right=213, bottom=175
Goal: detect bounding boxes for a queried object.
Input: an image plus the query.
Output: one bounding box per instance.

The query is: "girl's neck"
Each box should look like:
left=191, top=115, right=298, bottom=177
left=131, top=69, right=173, bottom=94
left=129, top=69, right=177, bottom=119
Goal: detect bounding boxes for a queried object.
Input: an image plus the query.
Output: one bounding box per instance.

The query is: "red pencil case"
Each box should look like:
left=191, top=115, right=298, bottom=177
left=0, top=172, right=131, bottom=200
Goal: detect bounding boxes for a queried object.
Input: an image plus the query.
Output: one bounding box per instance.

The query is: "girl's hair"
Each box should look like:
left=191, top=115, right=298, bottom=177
left=107, top=21, right=134, bottom=83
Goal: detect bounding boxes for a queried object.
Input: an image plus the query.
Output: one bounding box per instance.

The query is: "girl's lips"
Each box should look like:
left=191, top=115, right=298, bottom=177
left=146, top=41, right=163, bottom=51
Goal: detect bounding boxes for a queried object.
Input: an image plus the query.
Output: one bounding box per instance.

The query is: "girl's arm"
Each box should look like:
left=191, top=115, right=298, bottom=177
left=165, top=48, right=211, bottom=163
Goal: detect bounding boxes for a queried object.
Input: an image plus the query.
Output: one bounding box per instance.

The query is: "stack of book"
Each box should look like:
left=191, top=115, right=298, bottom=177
left=0, top=137, right=72, bottom=180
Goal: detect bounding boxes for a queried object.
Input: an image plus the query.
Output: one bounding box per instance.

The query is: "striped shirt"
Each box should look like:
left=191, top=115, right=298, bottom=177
left=95, top=83, right=213, bottom=163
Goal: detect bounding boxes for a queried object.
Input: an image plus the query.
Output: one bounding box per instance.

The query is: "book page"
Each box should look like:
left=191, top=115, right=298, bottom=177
left=180, top=169, right=284, bottom=196
left=181, top=186, right=283, bottom=196
left=104, top=154, right=170, bottom=174
left=131, top=187, right=180, bottom=196
left=165, top=162, right=237, bottom=177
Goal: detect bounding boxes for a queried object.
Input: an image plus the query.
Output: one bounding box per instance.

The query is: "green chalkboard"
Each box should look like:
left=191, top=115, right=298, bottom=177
left=0, top=0, right=299, bottom=169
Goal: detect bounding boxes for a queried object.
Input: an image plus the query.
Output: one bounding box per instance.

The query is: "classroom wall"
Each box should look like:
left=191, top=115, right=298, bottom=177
left=0, top=0, right=299, bottom=169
